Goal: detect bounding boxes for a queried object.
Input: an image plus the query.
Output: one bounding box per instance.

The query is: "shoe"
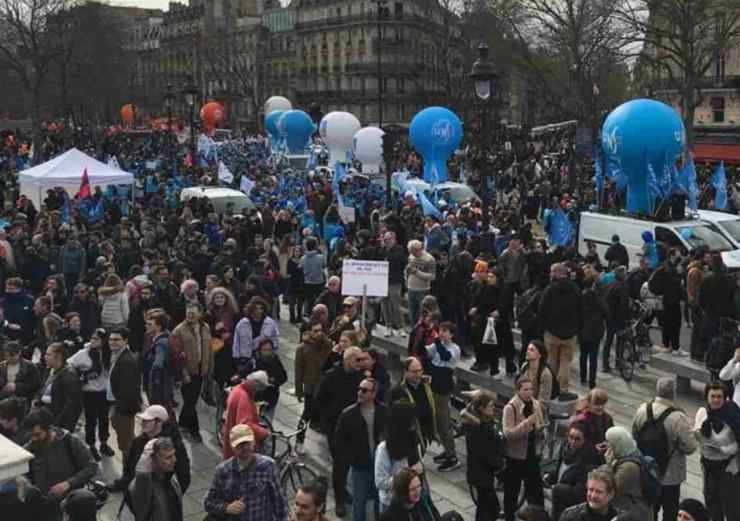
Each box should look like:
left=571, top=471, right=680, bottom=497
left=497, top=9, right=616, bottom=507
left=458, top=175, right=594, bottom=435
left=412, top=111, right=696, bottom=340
left=384, top=329, right=393, bottom=338
left=589, top=382, right=596, bottom=389
left=603, top=365, right=612, bottom=373
left=506, top=363, right=518, bottom=375
left=396, top=329, right=408, bottom=338
left=433, top=452, right=448, bottom=463
left=672, top=350, right=688, bottom=357
left=558, top=391, right=579, bottom=402
left=295, top=442, right=305, bottom=456
left=99, top=443, right=115, bottom=457
left=461, top=349, right=473, bottom=359
left=190, top=430, right=203, bottom=443
left=491, top=372, right=504, bottom=381
left=470, top=363, right=490, bottom=372
left=89, top=445, right=101, bottom=462
left=335, top=505, right=347, bottom=518
left=437, top=458, right=461, bottom=472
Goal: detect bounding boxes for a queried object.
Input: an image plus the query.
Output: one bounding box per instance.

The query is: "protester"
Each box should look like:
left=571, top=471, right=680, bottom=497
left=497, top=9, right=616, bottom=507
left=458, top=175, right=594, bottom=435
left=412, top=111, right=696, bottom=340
left=293, top=477, right=330, bottom=521
left=603, top=426, right=651, bottom=521
left=222, top=370, right=271, bottom=460
left=558, top=466, right=620, bottom=521
left=232, top=296, right=279, bottom=374
left=379, top=467, right=440, bottom=521
left=35, top=342, right=83, bottom=432
left=107, top=327, right=141, bottom=461
left=130, top=437, right=183, bottom=521
left=0, top=340, right=41, bottom=401
left=405, top=240, right=436, bottom=328
left=389, top=356, right=437, bottom=453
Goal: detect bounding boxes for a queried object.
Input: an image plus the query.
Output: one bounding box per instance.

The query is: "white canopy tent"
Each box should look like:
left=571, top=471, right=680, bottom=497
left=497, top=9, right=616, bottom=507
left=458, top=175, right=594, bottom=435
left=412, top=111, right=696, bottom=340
left=18, top=148, right=135, bottom=209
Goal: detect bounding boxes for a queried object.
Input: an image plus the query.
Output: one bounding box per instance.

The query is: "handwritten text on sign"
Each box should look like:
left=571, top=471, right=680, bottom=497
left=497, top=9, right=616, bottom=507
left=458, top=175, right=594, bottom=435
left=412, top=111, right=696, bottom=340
left=341, top=260, right=389, bottom=297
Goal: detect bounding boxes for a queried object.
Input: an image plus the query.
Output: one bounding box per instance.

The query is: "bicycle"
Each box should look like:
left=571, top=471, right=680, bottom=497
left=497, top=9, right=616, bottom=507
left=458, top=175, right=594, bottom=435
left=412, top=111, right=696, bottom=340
left=272, top=421, right=319, bottom=500
left=615, top=300, right=653, bottom=381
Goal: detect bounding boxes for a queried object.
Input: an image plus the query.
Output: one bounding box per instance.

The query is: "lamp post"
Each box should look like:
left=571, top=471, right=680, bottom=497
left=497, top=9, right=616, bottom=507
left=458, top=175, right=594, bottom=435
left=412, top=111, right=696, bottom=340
left=164, top=83, right=175, bottom=164
left=375, top=0, right=387, bottom=127
left=469, top=42, right=498, bottom=225
left=182, top=75, right=199, bottom=164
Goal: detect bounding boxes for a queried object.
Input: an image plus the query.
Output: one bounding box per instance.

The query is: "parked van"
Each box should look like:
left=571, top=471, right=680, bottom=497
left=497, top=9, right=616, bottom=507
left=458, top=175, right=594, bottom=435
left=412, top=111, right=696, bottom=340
left=180, top=186, right=256, bottom=214
left=699, top=209, right=740, bottom=249
left=577, top=211, right=738, bottom=269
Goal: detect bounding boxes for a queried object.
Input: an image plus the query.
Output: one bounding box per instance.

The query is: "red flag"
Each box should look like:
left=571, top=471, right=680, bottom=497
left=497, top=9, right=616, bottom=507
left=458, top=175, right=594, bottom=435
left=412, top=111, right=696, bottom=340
left=77, top=167, right=91, bottom=199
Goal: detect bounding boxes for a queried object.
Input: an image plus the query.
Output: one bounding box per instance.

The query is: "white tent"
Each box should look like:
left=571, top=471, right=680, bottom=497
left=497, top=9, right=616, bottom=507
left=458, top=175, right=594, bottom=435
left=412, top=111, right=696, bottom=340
left=18, top=148, right=135, bottom=209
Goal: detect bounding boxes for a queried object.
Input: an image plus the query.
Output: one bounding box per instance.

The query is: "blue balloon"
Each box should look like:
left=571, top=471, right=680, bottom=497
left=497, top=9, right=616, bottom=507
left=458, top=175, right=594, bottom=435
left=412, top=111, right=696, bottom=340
left=277, top=110, right=316, bottom=154
left=265, top=110, right=285, bottom=143
left=602, top=99, right=685, bottom=214
left=409, top=107, right=463, bottom=184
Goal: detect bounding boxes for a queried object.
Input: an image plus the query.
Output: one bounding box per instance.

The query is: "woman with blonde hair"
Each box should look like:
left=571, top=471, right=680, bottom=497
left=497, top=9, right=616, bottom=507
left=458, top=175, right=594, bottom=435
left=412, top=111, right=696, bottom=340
left=573, top=388, right=614, bottom=453
left=98, top=273, right=129, bottom=330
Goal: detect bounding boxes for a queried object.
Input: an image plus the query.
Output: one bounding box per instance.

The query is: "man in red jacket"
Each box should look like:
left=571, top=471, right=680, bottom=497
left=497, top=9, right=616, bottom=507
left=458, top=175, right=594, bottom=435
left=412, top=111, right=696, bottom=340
left=221, top=370, right=270, bottom=460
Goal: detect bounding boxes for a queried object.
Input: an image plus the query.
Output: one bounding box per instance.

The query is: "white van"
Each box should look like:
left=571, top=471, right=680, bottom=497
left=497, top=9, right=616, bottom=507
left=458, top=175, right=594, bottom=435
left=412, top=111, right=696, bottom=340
left=698, top=209, right=740, bottom=249
left=180, top=186, right=256, bottom=214
left=577, top=211, right=739, bottom=269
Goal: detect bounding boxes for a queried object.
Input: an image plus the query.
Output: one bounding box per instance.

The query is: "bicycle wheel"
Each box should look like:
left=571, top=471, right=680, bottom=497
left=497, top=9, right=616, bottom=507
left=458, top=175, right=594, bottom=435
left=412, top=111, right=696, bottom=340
left=281, top=463, right=318, bottom=500
left=258, top=415, right=276, bottom=458
left=617, top=335, right=635, bottom=381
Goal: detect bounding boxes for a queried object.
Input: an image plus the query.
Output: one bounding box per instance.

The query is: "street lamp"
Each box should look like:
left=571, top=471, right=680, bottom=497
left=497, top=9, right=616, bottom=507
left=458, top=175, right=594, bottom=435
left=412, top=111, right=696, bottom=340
left=182, top=75, right=199, bottom=163
left=164, top=83, right=175, bottom=163
left=469, top=42, right=498, bottom=226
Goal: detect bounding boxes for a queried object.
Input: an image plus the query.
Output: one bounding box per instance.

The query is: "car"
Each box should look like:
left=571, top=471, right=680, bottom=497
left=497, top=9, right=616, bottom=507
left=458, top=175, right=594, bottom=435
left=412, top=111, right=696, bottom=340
left=698, top=209, right=740, bottom=249
left=180, top=186, right=256, bottom=214
left=391, top=173, right=481, bottom=205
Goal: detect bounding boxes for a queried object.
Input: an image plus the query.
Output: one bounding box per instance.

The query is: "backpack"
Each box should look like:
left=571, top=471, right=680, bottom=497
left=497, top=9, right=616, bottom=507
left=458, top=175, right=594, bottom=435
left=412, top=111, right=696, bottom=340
left=520, top=361, right=560, bottom=400
left=635, top=401, right=678, bottom=477
left=617, top=453, right=662, bottom=505
left=516, top=286, right=541, bottom=332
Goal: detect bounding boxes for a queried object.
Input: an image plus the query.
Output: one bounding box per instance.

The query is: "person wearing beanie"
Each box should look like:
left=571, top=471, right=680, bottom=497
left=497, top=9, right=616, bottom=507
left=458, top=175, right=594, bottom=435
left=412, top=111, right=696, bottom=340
left=61, top=488, right=97, bottom=521
left=677, top=499, right=709, bottom=521
left=603, top=426, right=651, bottom=521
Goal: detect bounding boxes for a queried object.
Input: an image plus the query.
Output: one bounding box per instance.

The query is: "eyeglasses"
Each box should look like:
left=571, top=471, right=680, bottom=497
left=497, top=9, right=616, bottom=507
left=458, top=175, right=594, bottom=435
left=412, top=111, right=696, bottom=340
left=358, top=387, right=374, bottom=394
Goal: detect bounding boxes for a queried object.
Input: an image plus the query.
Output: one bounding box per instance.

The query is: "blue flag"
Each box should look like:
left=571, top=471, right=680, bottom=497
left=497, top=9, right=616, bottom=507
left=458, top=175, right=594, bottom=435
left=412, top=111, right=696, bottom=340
left=548, top=208, right=574, bottom=247
left=593, top=153, right=604, bottom=196
left=419, top=191, right=442, bottom=220
left=684, top=155, right=699, bottom=211
left=711, top=160, right=728, bottom=210
left=60, top=191, right=70, bottom=224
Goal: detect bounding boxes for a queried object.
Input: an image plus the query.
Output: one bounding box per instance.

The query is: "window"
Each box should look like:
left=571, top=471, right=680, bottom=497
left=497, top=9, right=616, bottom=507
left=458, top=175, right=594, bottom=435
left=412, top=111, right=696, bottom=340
left=711, top=96, right=725, bottom=123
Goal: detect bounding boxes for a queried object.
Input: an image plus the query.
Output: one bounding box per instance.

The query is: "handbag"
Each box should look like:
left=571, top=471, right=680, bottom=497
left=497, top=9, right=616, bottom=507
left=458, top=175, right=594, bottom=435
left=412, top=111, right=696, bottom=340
left=482, top=317, right=498, bottom=345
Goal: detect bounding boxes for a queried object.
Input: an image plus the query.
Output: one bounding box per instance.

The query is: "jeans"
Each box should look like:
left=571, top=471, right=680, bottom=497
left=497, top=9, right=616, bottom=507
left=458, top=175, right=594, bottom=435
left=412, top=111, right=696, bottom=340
left=434, top=393, right=456, bottom=459
left=407, top=289, right=428, bottom=328
left=350, top=466, right=378, bottom=521
left=604, top=319, right=626, bottom=366
left=474, top=485, right=500, bottom=521
left=178, top=375, right=202, bottom=433
left=579, top=338, right=600, bottom=386
left=329, top=428, right=350, bottom=505
left=654, top=483, right=680, bottom=521
left=381, top=284, right=404, bottom=330
left=503, top=456, right=544, bottom=521
left=82, top=391, right=109, bottom=446
left=545, top=332, right=577, bottom=392
left=297, top=393, right=314, bottom=444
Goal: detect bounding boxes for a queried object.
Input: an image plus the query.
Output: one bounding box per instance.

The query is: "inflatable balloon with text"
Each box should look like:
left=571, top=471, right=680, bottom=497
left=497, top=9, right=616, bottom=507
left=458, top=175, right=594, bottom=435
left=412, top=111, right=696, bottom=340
left=409, top=107, right=463, bottom=184
left=277, top=110, right=316, bottom=154
left=319, top=112, right=361, bottom=165
left=601, top=98, right=685, bottom=214
left=353, top=127, right=385, bottom=173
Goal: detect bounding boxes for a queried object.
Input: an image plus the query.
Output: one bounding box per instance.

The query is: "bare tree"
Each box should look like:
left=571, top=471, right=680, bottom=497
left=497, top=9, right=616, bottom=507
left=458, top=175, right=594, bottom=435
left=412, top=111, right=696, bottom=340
left=494, top=0, right=633, bottom=127
left=620, top=0, right=740, bottom=145
left=0, top=0, right=70, bottom=161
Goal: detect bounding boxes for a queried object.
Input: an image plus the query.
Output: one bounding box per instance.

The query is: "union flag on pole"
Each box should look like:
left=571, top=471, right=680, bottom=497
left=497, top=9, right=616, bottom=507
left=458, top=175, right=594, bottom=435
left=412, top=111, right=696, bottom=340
left=77, top=167, right=91, bottom=199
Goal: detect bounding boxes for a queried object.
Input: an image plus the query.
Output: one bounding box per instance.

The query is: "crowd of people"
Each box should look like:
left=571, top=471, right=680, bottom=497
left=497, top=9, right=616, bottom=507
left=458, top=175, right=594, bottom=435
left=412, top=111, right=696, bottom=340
left=0, top=122, right=736, bottom=521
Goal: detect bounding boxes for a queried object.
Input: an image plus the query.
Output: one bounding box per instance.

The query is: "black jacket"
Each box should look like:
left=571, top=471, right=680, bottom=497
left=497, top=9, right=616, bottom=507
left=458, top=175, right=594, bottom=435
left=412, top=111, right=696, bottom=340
left=538, top=279, right=582, bottom=339
left=648, top=265, right=682, bottom=306
left=605, top=280, right=631, bottom=324
left=0, top=358, right=40, bottom=400
left=580, top=288, right=608, bottom=342
left=110, top=348, right=142, bottom=415
left=335, top=401, right=389, bottom=468
left=121, top=421, right=191, bottom=492
left=548, top=444, right=601, bottom=498
left=42, top=364, right=83, bottom=432
left=559, top=502, right=619, bottom=521
left=379, top=498, right=440, bottom=521
left=315, top=362, right=364, bottom=432
left=605, top=243, right=629, bottom=268
left=699, top=272, right=737, bottom=318
left=254, top=354, right=288, bottom=409
left=389, top=380, right=436, bottom=446
left=382, top=244, right=407, bottom=285
left=463, top=417, right=505, bottom=486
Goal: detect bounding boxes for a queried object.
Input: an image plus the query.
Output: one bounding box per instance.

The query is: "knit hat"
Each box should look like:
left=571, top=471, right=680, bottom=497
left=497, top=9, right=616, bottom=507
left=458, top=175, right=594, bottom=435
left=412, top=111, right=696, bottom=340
left=605, top=426, right=638, bottom=458
left=677, top=499, right=709, bottom=521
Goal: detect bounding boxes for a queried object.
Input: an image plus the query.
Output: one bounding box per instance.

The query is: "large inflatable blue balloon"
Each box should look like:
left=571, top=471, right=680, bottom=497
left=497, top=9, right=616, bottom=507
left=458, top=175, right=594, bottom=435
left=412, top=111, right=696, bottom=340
left=602, top=99, right=685, bottom=214
left=265, top=110, right=285, bottom=147
left=409, top=107, right=463, bottom=184
left=278, top=110, right=315, bottom=154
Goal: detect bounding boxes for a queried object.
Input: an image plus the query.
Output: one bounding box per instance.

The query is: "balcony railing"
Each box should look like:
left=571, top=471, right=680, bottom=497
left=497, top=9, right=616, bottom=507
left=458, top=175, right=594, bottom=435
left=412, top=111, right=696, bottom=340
left=651, top=75, right=740, bottom=92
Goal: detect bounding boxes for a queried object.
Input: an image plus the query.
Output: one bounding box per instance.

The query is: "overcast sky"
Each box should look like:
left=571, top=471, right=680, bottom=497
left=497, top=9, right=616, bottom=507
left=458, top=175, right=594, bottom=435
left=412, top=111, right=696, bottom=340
left=110, top=0, right=173, bottom=12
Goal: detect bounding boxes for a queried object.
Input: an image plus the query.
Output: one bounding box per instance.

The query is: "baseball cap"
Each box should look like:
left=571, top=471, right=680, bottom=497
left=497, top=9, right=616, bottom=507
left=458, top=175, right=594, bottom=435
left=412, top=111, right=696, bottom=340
left=230, top=424, right=255, bottom=447
left=137, top=405, right=169, bottom=422
left=342, top=296, right=358, bottom=307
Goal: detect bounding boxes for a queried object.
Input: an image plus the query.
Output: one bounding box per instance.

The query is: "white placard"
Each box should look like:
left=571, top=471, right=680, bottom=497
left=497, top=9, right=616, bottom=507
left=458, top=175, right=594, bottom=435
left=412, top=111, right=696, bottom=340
left=338, top=204, right=356, bottom=224
left=341, top=259, right=389, bottom=297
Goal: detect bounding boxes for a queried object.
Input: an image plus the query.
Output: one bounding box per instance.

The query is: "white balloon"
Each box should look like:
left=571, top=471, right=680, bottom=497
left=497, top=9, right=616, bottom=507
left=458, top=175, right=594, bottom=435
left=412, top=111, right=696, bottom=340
left=353, top=127, right=385, bottom=173
left=264, top=96, right=292, bottom=115
left=320, top=112, right=361, bottom=165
